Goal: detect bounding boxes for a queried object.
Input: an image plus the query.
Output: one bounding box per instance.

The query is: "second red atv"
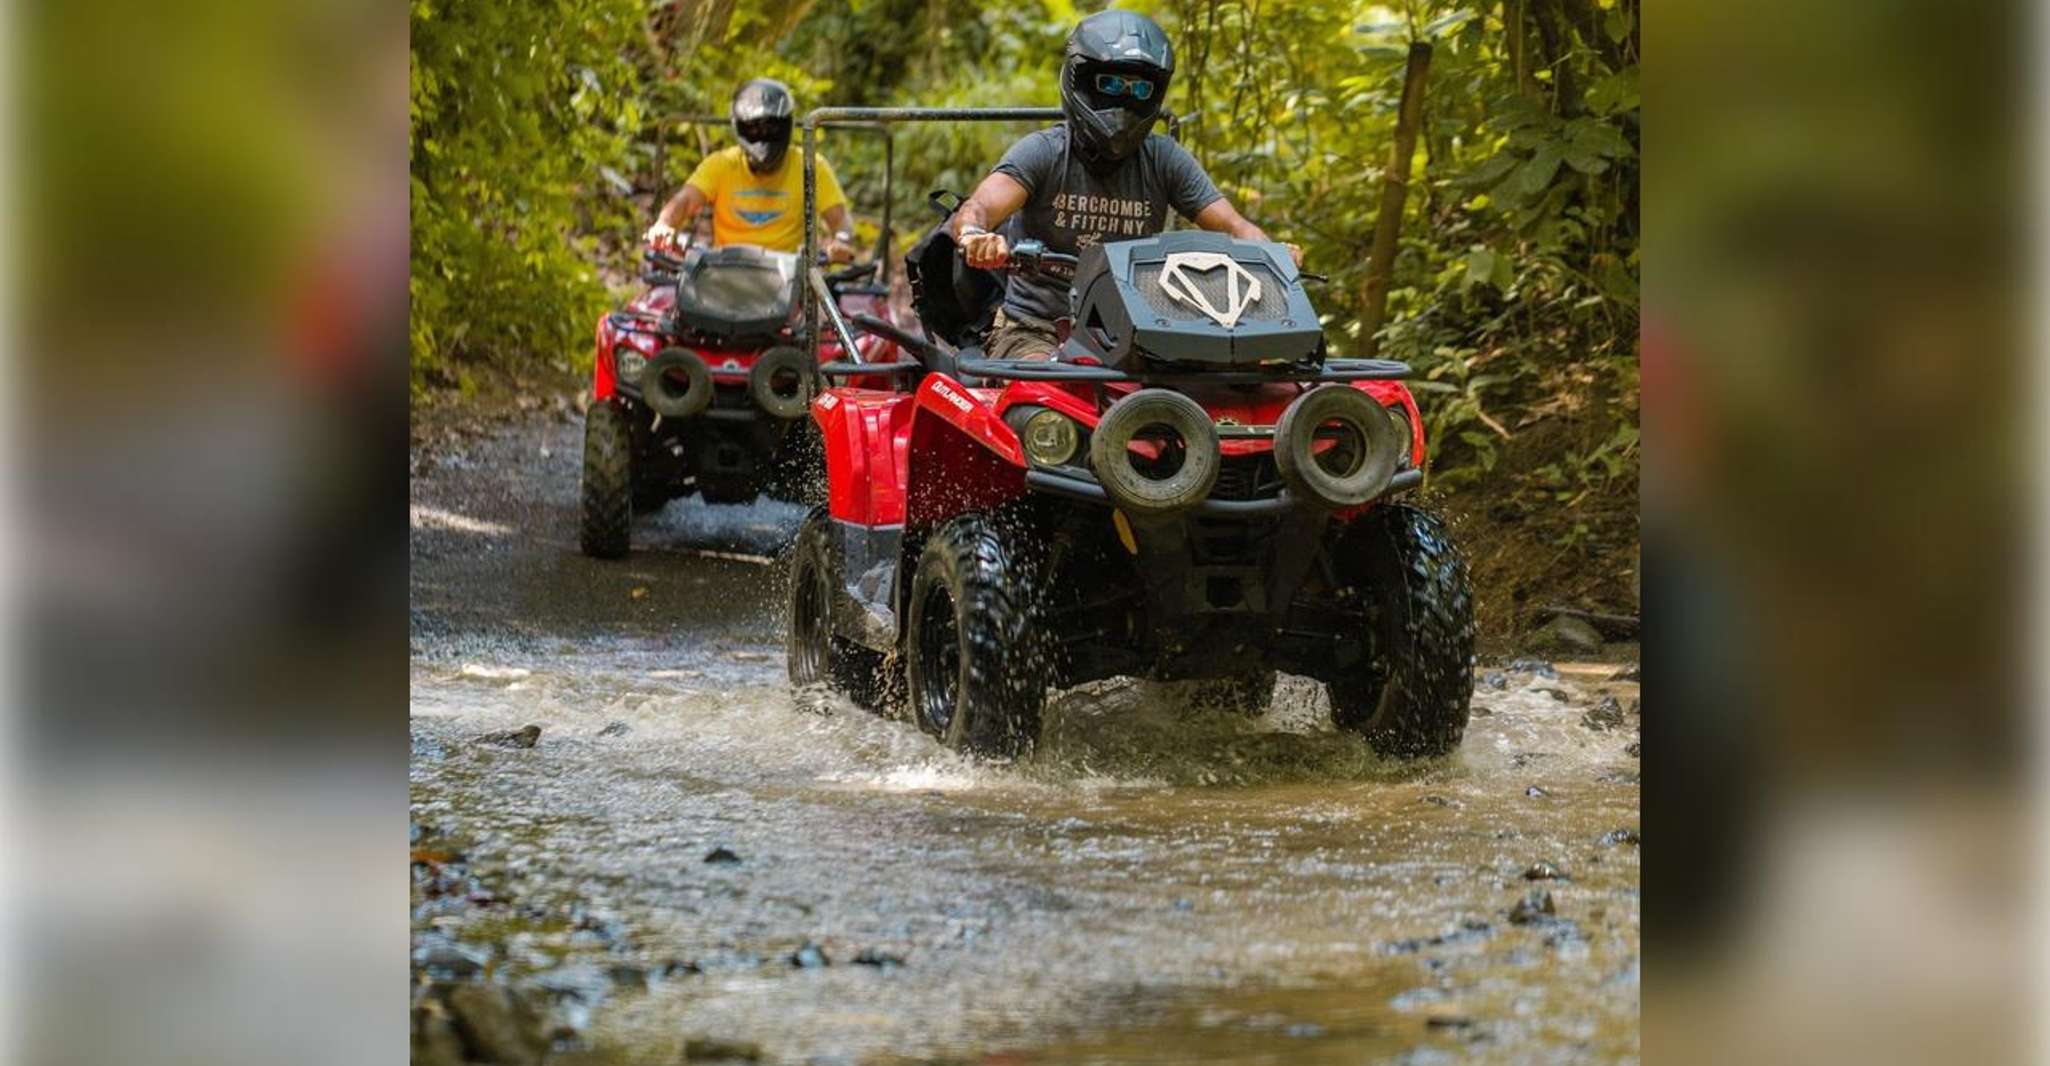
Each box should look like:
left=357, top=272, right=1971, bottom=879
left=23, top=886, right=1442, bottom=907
left=787, top=217, right=1475, bottom=761
left=580, top=244, right=905, bottom=557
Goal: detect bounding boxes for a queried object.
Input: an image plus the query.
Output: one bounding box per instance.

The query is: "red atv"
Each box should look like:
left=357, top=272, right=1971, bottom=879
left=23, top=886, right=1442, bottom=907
left=580, top=243, right=904, bottom=557
left=787, top=218, right=1475, bottom=760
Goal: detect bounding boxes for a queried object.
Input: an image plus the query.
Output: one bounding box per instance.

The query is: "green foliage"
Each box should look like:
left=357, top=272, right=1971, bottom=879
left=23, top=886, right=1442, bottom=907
left=409, top=0, right=646, bottom=392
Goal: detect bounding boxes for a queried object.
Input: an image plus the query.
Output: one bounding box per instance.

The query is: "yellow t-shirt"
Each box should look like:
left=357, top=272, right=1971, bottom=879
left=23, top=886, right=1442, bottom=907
left=684, top=145, right=848, bottom=253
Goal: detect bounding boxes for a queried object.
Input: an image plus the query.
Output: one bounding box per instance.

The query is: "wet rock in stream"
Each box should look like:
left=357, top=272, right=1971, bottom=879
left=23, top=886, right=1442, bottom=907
left=1523, top=861, right=1569, bottom=881
left=1508, top=889, right=1557, bottom=925
left=788, top=941, right=831, bottom=968
left=1528, top=613, right=1604, bottom=654
left=852, top=948, right=905, bottom=969
left=1581, top=695, right=1628, bottom=731
left=478, top=724, right=542, bottom=749
left=1505, top=658, right=1558, bottom=678
left=597, top=720, right=630, bottom=737
left=1600, top=827, right=1641, bottom=846
left=1384, top=918, right=1494, bottom=955
left=413, top=933, right=490, bottom=978
left=684, top=1036, right=764, bottom=1062
left=703, top=846, right=742, bottom=865
left=443, top=983, right=551, bottom=1065
left=413, top=999, right=467, bottom=1066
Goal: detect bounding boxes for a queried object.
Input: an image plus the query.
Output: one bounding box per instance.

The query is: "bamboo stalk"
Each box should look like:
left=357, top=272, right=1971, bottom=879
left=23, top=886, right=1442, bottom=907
left=1360, top=41, right=1432, bottom=358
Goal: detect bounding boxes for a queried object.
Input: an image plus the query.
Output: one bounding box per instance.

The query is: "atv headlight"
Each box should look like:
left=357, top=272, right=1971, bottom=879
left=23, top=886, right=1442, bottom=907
left=615, top=346, right=649, bottom=385
left=1018, top=408, right=1080, bottom=467
left=1385, top=404, right=1414, bottom=468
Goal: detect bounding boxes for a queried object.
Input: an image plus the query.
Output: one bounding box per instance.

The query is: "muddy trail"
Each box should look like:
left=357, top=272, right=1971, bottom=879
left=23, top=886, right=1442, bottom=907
left=410, top=408, right=1640, bottom=1065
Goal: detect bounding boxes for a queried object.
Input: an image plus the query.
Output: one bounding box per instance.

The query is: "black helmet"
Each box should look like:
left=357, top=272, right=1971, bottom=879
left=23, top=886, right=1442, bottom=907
left=1060, top=10, right=1174, bottom=171
left=731, top=78, right=795, bottom=173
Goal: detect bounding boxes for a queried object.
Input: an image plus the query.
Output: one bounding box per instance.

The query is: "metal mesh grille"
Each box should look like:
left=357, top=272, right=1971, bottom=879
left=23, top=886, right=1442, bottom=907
left=1210, top=453, right=1284, bottom=501
left=1132, top=261, right=1290, bottom=324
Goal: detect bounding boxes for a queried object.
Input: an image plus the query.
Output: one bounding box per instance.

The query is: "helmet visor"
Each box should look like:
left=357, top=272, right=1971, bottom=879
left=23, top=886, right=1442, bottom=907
left=1091, top=72, right=1156, bottom=102
left=735, top=116, right=792, bottom=146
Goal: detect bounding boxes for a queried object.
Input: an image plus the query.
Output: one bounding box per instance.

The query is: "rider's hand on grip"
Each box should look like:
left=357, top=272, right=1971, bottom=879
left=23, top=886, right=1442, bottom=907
left=961, top=230, right=1010, bottom=269
left=644, top=220, right=681, bottom=252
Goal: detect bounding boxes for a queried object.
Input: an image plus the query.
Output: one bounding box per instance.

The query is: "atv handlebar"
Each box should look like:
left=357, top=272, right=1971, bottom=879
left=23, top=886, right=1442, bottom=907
left=960, top=237, right=1079, bottom=281
left=1005, top=239, right=1079, bottom=280
left=641, top=247, right=881, bottom=292
left=642, top=248, right=685, bottom=286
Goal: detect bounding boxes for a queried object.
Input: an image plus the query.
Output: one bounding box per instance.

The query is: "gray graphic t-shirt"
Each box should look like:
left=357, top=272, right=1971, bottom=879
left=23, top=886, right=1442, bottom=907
left=991, top=125, right=1224, bottom=324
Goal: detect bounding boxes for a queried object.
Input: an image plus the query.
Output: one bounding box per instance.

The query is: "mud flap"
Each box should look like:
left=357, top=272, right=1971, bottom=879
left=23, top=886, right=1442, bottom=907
left=830, top=519, right=902, bottom=652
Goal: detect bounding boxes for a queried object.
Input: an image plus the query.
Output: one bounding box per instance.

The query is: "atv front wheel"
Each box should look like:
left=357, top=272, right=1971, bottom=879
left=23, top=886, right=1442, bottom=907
left=580, top=401, right=633, bottom=558
left=786, top=508, right=892, bottom=709
left=905, top=514, right=1046, bottom=759
left=1327, top=504, right=1475, bottom=757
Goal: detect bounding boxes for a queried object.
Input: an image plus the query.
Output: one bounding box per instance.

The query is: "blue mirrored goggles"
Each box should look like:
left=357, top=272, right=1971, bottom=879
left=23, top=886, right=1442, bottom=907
left=1092, top=73, right=1156, bottom=101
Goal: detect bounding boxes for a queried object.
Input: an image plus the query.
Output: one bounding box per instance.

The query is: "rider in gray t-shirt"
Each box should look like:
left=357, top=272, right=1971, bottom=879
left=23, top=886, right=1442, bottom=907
left=953, top=10, right=1302, bottom=360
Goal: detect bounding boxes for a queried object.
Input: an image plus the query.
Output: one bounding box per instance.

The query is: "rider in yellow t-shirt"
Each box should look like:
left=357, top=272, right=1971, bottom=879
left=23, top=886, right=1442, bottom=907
left=644, top=79, right=856, bottom=262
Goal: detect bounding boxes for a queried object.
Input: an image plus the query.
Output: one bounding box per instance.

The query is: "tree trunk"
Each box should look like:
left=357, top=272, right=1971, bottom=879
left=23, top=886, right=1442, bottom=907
left=1504, top=0, right=1531, bottom=95
left=1359, top=41, right=1432, bottom=358
left=1531, top=0, right=1580, bottom=115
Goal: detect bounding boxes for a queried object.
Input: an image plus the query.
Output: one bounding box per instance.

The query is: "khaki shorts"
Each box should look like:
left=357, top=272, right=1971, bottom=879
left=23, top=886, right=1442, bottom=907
left=985, top=308, right=1060, bottom=361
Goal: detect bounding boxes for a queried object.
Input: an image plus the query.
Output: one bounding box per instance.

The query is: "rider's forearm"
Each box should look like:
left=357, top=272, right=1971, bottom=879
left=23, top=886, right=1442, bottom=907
left=657, top=188, right=705, bottom=229
left=951, top=201, right=994, bottom=240
left=1207, top=215, right=1268, bottom=242
left=1192, top=199, right=1269, bottom=242
left=823, top=204, right=855, bottom=240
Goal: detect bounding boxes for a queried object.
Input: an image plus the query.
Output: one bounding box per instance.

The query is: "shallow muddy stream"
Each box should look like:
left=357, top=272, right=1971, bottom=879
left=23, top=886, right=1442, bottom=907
left=411, top=413, right=1639, bottom=1064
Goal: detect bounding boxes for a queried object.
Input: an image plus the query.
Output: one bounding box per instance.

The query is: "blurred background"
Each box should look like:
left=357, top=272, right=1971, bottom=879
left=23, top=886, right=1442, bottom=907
left=14, top=0, right=407, bottom=1061
left=1648, top=0, right=2037, bottom=1063
left=1, top=0, right=2042, bottom=1061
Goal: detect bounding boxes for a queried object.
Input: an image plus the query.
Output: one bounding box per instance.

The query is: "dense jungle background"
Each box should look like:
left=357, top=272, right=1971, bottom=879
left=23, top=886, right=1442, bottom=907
left=409, top=0, right=1641, bottom=643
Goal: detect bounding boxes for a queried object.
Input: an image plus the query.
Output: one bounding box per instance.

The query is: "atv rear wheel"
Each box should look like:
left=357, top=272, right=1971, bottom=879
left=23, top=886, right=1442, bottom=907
left=905, top=514, right=1046, bottom=759
left=786, top=508, right=891, bottom=710
left=1326, top=504, right=1475, bottom=758
left=580, top=400, right=633, bottom=558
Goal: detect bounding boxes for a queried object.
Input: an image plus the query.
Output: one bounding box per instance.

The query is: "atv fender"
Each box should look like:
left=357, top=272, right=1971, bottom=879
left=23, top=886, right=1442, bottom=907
left=811, top=389, right=914, bottom=527
left=1355, top=379, right=1425, bottom=468
left=593, top=287, right=677, bottom=402
left=593, top=315, right=622, bottom=401
left=904, top=374, right=1029, bottom=530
